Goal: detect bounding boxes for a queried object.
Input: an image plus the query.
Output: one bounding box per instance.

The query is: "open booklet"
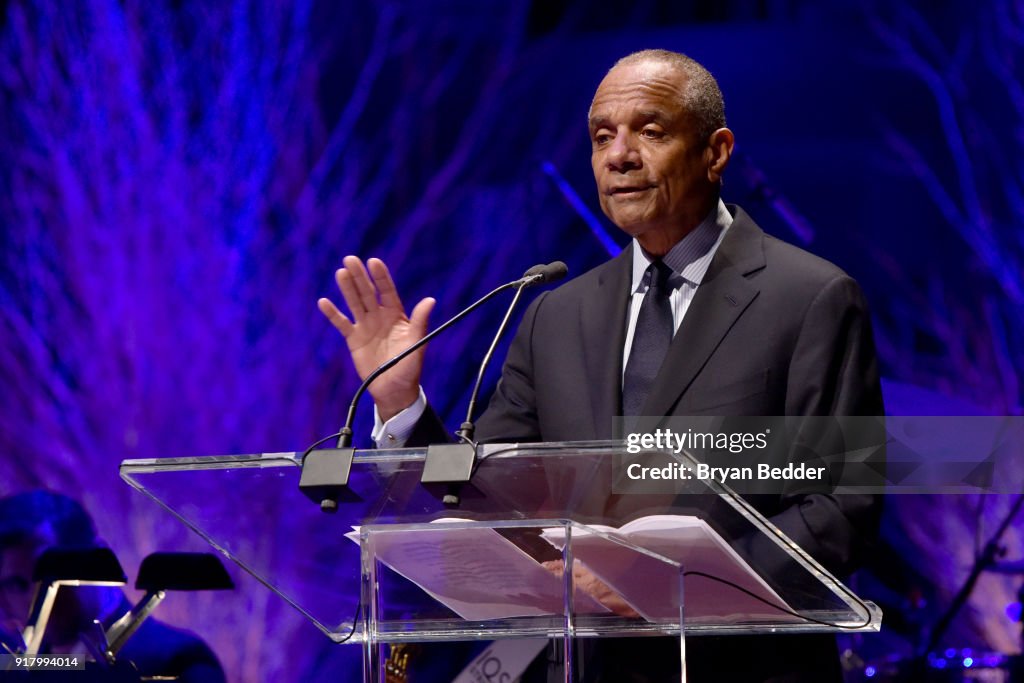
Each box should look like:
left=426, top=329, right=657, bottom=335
left=347, top=516, right=797, bottom=624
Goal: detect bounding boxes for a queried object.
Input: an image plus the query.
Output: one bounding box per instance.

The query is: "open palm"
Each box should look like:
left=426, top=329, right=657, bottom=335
left=318, top=256, right=435, bottom=421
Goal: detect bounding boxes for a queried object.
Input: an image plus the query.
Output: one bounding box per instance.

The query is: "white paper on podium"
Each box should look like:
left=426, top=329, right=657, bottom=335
left=347, top=525, right=610, bottom=621
left=541, top=516, right=799, bottom=623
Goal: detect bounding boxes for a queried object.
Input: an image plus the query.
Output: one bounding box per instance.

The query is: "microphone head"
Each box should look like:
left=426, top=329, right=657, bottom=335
left=522, top=261, right=569, bottom=285
left=541, top=261, right=569, bottom=283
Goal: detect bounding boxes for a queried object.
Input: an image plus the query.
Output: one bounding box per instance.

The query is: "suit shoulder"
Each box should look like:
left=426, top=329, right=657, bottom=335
left=761, top=233, right=857, bottom=288
left=727, top=203, right=857, bottom=288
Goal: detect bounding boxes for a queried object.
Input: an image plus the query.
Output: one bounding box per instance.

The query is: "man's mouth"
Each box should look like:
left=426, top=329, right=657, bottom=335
left=609, top=185, right=654, bottom=196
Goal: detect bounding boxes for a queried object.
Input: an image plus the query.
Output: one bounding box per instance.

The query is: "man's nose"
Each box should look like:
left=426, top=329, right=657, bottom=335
left=606, top=131, right=641, bottom=171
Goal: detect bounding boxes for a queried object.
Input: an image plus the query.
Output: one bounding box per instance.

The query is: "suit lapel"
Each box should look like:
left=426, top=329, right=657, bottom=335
left=641, top=206, right=767, bottom=417
left=580, top=246, right=632, bottom=439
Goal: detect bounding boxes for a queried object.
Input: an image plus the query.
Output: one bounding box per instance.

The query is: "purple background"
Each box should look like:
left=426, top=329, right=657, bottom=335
left=2, top=1, right=1022, bottom=679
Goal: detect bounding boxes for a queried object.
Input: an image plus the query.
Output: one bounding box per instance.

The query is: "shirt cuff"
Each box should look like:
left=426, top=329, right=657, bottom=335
left=371, top=387, right=427, bottom=448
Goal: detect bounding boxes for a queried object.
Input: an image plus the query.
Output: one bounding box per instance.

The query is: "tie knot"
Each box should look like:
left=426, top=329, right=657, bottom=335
left=644, top=260, right=673, bottom=292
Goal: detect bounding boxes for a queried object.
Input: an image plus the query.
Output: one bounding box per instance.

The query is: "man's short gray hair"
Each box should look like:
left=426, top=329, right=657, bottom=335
left=612, top=49, right=726, bottom=143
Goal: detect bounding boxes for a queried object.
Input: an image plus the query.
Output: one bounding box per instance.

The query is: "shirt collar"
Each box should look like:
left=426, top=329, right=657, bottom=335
left=630, top=198, right=733, bottom=293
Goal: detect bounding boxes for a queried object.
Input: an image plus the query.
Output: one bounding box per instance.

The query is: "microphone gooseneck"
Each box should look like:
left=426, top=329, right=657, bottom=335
left=331, top=261, right=567, bottom=450
left=458, top=262, right=568, bottom=444
left=336, top=280, right=519, bottom=448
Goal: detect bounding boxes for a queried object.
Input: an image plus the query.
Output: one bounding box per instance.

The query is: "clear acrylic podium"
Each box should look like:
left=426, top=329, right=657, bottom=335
left=119, top=441, right=880, bottom=682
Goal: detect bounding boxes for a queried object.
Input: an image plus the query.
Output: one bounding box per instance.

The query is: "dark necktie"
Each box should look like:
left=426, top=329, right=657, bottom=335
left=622, top=261, right=674, bottom=417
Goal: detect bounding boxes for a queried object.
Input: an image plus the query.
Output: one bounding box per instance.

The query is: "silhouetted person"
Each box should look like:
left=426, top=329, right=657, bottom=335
left=0, top=491, right=226, bottom=682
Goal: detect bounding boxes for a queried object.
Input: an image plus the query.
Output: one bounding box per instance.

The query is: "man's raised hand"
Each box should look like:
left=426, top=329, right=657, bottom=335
left=317, top=256, right=435, bottom=421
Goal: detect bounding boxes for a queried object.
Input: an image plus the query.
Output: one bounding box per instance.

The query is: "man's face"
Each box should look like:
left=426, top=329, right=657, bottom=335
left=590, top=60, right=716, bottom=244
left=0, top=541, right=37, bottom=640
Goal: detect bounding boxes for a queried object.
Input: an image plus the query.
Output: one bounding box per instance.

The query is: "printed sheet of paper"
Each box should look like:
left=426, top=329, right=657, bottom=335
left=347, top=525, right=609, bottom=621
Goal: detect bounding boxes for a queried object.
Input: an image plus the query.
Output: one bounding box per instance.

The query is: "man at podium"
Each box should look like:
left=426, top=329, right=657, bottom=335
left=319, top=49, right=883, bottom=683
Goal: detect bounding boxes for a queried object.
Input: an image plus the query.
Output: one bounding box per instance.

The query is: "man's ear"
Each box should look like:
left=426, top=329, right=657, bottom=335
left=706, top=128, right=735, bottom=183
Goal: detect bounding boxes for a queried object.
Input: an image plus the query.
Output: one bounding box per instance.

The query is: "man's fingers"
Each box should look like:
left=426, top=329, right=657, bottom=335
left=368, top=258, right=405, bottom=312
left=409, top=297, right=436, bottom=336
left=317, top=298, right=354, bottom=337
left=342, top=255, right=380, bottom=314
left=335, top=267, right=365, bottom=318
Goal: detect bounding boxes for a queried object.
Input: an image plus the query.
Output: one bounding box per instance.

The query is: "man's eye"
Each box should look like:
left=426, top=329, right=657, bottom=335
left=594, top=133, right=612, bottom=145
left=640, top=128, right=664, bottom=139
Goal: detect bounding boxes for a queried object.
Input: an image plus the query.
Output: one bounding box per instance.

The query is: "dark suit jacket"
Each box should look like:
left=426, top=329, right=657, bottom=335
left=411, top=204, right=884, bottom=681
left=415, top=204, right=883, bottom=571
